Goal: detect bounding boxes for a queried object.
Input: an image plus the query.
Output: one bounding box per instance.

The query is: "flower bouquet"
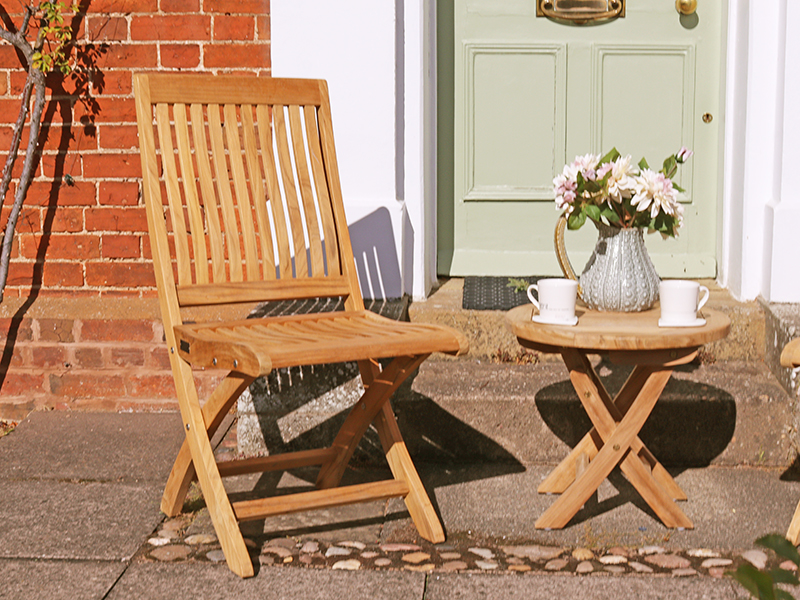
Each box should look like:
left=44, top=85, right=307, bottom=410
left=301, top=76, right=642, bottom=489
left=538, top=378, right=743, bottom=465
left=553, top=147, right=693, bottom=238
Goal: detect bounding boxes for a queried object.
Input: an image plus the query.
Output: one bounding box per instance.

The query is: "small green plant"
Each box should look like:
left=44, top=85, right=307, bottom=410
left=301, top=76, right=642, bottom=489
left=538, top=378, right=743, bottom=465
left=490, top=347, right=538, bottom=365
left=507, top=278, right=530, bottom=293
left=730, top=534, right=800, bottom=599
left=0, top=419, right=18, bottom=438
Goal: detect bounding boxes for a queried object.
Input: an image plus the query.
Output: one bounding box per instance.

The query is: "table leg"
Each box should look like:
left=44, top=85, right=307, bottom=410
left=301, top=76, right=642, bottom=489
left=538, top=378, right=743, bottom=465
left=535, top=349, right=692, bottom=530
left=538, top=354, right=685, bottom=501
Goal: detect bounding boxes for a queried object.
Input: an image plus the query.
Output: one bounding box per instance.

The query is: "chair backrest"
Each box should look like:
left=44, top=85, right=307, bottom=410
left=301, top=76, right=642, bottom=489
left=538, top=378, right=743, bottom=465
left=133, top=74, right=365, bottom=327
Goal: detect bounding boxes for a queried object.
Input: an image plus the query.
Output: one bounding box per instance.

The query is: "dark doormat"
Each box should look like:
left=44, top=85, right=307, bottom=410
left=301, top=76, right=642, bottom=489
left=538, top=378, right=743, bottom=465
left=462, top=276, right=545, bottom=311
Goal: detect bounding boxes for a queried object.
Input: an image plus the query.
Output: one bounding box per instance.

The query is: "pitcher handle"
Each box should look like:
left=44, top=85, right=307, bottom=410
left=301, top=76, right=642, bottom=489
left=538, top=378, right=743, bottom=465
left=554, top=212, right=584, bottom=298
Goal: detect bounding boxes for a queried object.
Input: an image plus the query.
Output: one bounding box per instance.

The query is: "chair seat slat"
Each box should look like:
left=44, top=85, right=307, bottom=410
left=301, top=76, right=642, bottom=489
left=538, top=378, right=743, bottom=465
left=175, top=311, right=467, bottom=374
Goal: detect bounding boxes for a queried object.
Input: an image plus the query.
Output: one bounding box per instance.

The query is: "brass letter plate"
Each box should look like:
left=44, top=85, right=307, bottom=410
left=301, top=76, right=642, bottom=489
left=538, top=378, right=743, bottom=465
left=537, top=0, right=625, bottom=24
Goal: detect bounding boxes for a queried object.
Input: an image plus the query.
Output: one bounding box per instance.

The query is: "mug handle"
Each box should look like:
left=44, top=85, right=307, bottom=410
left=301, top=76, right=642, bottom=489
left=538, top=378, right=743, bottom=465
left=697, top=285, right=710, bottom=311
left=526, top=284, right=540, bottom=310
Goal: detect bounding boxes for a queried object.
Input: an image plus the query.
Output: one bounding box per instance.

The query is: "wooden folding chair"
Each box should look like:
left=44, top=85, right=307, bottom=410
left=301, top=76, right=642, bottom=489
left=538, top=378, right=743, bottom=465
left=781, top=339, right=800, bottom=544
left=133, top=73, right=468, bottom=577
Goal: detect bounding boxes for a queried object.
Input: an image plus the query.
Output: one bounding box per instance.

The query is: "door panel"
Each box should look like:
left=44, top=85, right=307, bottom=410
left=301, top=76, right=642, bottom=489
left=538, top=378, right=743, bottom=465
left=439, top=0, right=723, bottom=278
left=467, top=44, right=566, bottom=201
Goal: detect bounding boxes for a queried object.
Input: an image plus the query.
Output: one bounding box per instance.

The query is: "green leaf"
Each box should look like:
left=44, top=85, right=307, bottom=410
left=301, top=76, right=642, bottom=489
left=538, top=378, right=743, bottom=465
left=600, top=206, right=620, bottom=223
left=767, top=568, right=800, bottom=586
left=673, top=182, right=685, bottom=193
left=584, top=204, right=601, bottom=223
left=638, top=157, right=650, bottom=171
left=758, top=534, right=800, bottom=566
left=776, top=589, right=796, bottom=600
left=599, top=147, right=620, bottom=164
left=507, top=278, right=529, bottom=293
left=732, top=564, right=778, bottom=600
left=662, top=155, right=677, bottom=176
left=567, top=210, right=586, bottom=230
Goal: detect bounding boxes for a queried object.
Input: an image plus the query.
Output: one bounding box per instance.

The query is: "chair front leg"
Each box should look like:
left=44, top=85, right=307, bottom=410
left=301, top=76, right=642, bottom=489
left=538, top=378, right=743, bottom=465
left=374, top=401, right=445, bottom=543
left=161, top=372, right=254, bottom=516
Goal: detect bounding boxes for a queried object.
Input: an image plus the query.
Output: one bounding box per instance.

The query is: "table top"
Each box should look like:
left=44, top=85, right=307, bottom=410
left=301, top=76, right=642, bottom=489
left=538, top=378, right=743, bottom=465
left=507, top=303, right=730, bottom=352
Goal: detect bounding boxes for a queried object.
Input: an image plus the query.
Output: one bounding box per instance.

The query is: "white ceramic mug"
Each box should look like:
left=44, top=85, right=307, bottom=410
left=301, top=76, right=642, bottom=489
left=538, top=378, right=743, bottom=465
left=527, top=278, right=579, bottom=323
left=659, top=280, right=710, bottom=325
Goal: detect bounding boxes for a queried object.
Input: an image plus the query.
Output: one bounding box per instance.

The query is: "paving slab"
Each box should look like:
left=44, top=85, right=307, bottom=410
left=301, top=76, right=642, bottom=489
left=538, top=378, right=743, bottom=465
left=402, top=359, right=795, bottom=468
left=384, top=464, right=800, bottom=552
left=106, top=561, right=425, bottom=600
left=0, top=479, right=163, bottom=560
left=424, top=572, right=769, bottom=600
left=0, top=559, right=126, bottom=600
left=221, top=470, right=389, bottom=543
left=0, top=411, right=183, bottom=482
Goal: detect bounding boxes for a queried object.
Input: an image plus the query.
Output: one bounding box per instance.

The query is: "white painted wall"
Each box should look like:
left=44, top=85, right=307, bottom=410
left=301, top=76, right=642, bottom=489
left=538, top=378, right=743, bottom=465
left=272, top=0, right=435, bottom=299
left=721, top=0, right=800, bottom=302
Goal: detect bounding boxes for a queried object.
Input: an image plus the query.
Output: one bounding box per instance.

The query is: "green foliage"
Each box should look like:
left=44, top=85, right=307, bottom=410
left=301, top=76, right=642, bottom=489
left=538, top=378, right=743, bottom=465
left=558, top=147, right=691, bottom=238
left=506, top=277, right=529, bottom=293
left=730, top=534, right=800, bottom=600
left=31, top=1, right=79, bottom=74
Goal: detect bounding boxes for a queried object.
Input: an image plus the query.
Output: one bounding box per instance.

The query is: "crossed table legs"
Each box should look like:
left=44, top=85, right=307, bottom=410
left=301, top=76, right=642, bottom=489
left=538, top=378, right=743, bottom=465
left=535, top=346, right=698, bottom=530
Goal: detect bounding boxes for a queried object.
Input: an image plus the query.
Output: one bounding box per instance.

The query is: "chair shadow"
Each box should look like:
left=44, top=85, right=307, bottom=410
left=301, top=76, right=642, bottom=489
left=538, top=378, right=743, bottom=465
left=228, top=363, right=525, bottom=543
left=534, top=357, right=737, bottom=524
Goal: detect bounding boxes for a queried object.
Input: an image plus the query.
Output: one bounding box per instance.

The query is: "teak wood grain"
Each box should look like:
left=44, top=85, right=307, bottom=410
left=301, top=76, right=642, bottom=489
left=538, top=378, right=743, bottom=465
left=507, top=304, right=730, bottom=531
left=134, top=73, right=468, bottom=578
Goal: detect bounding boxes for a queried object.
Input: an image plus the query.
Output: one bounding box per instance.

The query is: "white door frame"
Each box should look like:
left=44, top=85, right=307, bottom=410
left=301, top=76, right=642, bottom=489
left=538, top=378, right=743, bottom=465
left=720, top=0, right=800, bottom=302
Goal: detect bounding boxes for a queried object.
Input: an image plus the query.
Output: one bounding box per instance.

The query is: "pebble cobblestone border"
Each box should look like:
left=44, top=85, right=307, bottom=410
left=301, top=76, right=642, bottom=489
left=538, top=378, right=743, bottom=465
left=135, top=515, right=794, bottom=579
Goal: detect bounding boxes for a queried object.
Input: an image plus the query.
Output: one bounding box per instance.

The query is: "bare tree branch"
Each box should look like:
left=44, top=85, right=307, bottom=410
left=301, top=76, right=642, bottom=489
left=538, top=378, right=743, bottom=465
left=0, top=3, right=71, bottom=301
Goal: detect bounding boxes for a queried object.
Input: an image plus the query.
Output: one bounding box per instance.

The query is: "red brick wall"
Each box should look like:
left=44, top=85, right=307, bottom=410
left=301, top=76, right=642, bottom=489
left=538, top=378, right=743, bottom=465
left=0, top=2, right=270, bottom=418
left=0, top=0, right=271, bottom=299
left=0, top=308, right=227, bottom=419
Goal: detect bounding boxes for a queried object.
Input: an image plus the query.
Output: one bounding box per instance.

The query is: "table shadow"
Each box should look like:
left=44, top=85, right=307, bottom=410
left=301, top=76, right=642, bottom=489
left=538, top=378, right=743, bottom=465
left=535, top=357, right=737, bottom=469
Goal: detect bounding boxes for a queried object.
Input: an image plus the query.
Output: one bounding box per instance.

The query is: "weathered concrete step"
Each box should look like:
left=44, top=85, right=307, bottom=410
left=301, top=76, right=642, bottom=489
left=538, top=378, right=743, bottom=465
left=408, top=278, right=766, bottom=363
left=762, top=298, right=800, bottom=398
left=238, top=358, right=796, bottom=469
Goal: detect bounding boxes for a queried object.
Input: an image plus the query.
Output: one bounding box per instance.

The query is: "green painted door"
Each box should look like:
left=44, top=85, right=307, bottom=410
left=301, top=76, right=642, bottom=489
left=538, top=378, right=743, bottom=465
left=437, top=0, right=724, bottom=278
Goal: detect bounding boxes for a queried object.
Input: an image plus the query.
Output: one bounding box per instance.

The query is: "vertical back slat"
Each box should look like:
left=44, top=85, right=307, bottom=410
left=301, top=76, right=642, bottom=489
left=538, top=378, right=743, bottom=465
left=241, top=104, right=276, bottom=279
left=256, top=104, right=293, bottom=278
left=304, top=105, right=340, bottom=276
left=288, top=105, right=324, bottom=277
left=190, top=103, right=226, bottom=283
left=208, top=104, right=244, bottom=282
left=173, top=103, right=209, bottom=284
left=273, top=106, right=309, bottom=278
left=223, top=104, right=260, bottom=281
left=139, top=75, right=364, bottom=305
left=316, top=84, right=364, bottom=311
left=155, top=103, right=192, bottom=286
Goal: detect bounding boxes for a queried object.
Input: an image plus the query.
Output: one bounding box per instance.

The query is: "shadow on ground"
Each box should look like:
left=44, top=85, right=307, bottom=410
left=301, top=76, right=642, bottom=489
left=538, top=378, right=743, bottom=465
left=536, top=357, right=736, bottom=469
left=230, top=363, right=524, bottom=542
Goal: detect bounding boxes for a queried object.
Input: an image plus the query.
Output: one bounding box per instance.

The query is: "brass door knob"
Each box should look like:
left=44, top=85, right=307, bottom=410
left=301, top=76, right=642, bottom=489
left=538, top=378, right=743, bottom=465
left=676, top=0, right=697, bottom=15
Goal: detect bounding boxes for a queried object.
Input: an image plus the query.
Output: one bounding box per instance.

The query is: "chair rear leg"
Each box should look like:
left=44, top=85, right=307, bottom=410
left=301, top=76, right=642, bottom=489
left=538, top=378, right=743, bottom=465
left=316, top=355, right=426, bottom=490
left=374, top=402, right=445, bottom=543
left=314, top=354, right=443, bottom=542
left=162, top=373, right=253, bottom=516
